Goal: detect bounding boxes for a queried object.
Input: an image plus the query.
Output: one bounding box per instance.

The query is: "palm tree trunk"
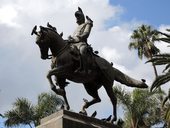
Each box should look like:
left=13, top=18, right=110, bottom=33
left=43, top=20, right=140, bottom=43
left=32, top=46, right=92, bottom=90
left=150, top=55, right=162, bottom=91
left=134, top=119, right=139, bottom=128
left=152, top=62, right=158, bottom=78
left=149, top=53, right=158, bottom=78
left=28, top=123, right=33, bottom=128
left=131, top=118, right=138, bottom=128
left=131, top=119, right=135, bottom=128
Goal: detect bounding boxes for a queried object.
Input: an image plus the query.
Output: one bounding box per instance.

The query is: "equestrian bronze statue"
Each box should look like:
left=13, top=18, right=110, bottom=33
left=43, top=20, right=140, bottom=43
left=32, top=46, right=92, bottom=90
left=32, top=7, right=148, bottom=123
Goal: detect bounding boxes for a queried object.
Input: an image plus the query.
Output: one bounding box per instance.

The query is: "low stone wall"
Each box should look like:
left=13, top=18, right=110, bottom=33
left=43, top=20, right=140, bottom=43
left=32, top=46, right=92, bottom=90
left=36, top=110, right=118, bottom=128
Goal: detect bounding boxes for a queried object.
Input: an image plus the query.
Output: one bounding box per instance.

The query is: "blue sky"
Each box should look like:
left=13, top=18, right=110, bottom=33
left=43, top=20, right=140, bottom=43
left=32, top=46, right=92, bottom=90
left=110, top=0, right=170, bottom=26
left=0, top=0, right=169, bottom=127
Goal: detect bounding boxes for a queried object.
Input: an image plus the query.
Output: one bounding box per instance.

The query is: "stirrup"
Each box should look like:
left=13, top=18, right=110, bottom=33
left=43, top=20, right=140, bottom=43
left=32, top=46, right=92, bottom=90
left=74, top=67, right=83, bottom=73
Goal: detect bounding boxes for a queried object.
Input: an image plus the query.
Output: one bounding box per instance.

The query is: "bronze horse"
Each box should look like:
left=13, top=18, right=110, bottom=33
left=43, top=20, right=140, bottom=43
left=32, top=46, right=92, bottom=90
left=32, top=25, right=148, bottom=122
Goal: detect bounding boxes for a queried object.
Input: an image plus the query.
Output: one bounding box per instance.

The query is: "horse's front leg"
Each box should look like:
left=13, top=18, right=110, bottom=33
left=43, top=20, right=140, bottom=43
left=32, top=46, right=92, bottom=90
left=46, top=68, right=65, bottom=96
left=47, top=68, right=70, bottom=110
left=62, top=88, right=70, bottom=110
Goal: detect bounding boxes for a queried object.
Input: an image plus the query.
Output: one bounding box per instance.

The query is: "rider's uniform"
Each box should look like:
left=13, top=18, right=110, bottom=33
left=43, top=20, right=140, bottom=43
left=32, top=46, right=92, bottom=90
left=71, top=19, right=93, bottom=50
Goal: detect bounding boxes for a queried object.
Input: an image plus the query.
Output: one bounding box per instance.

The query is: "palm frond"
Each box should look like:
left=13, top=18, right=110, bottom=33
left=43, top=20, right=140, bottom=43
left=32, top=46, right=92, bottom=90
left=164, top=106, right=170, bottom=121
left=4, top=110, right=20, bottom=127
left=155, top=29, right=170, bottom=44
left=4, top=92, right=64, bottom=127
left=156, top=38, right=170, bottom=43
left=115, top=86, right=163, bottom=127
left=4, top=98, right=34, bottom=127
left=34, top=92, right=64, bottom=126
left=147, top=54, right=170, bottom=69
left=128, top=42, right=139, bottom=50
left=147, top=58, right=170, bottom=66
left=151, top=72, right=170, bottom=91
left=129, top=24, right=160, bottom=61
left=163, top=65, right=170, bottom=72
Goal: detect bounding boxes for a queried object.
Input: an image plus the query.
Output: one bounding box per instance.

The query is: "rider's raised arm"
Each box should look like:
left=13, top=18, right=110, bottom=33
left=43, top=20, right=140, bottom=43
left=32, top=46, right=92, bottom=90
left=78, top=16, right=93, bottom=41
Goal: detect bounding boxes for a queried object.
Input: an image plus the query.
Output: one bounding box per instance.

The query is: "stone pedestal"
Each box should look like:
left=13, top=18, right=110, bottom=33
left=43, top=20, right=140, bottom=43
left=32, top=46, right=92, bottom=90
left=36, top=110, right=118, bottom=128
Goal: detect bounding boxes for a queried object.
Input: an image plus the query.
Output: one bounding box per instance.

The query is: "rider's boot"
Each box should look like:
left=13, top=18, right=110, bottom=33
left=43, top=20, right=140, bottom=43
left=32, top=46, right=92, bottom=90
left=75, top=56, right=83, bottom=72
left=82, top=56, right=89, bottom=74
left=75, top=45, right=90, bottom=74
left=82, top=55, right=89, bottom=74
left=75, top=55, right=89, bottom=74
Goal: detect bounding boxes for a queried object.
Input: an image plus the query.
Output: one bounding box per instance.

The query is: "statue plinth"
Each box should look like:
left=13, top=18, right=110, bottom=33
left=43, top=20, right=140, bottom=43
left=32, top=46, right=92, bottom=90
left=36, top=110, right=117, bottom=128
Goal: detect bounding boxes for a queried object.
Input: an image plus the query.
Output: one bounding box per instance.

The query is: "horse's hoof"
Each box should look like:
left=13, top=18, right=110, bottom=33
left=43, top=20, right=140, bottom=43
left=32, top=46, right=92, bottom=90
left=111, top=117, right=117, bottom=123
left=83, top=98, right=88, bottom=103
left=79, top=110, right=87, bottom=116
left=52, top=87, right=65, bottom=96
left=91, top=111, right=97, bottom=118
left=60, top=104, right=65, bottom=110
left=101, top=115, right=112, bottom=122
left=65, top=105, right=70, bottom=110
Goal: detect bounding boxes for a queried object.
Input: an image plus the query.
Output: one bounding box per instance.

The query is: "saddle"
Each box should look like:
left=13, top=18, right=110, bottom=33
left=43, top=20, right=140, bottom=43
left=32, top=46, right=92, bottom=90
left=68, top=43, right=98, bottom=73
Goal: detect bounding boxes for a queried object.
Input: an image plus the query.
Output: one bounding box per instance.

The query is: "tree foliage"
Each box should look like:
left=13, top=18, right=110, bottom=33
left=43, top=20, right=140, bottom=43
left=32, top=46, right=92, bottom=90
left=129, top=24, right=160, bottom=59
left=113, top=86, right=164, bottom=128
left=4, top=92, right=64, bottom=127
left=147, top=28, right=170, bottom=91
left=34, top=92, right=64, bottom=126
left=162, top=89, right=170, bottom=127
left=129, top=24, right=160, bottom=77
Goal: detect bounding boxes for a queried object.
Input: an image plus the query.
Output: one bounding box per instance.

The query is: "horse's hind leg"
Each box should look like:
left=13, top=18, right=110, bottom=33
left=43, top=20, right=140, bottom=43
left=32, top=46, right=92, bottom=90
left=80, top=83, right=101, bottom=113
left=103, top=83, right=117, bottom=123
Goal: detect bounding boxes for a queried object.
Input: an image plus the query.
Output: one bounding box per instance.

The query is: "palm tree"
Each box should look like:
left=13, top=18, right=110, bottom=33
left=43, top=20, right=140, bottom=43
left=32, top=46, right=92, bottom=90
left=129, top=24, right=160, bottom=78
left=4, top=92, right=64, bottom=127
left=4, top=98, right=34, bottom=128
left=146, top=29, right=170, bottom=127
left=113, top=85, right=163, bottom=128
left=34, top=92, right=64, bottom=126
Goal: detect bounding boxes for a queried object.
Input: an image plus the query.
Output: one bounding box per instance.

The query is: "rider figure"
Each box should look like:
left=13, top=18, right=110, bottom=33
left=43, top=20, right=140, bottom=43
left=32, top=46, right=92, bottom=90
left=68, top=7, right=93, bottom=73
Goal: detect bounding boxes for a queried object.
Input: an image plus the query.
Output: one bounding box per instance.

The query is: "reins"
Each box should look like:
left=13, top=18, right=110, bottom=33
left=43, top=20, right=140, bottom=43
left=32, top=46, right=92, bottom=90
left=53, top=43, right=70, bottom=58
left=45, top=29, right=70, bottom=58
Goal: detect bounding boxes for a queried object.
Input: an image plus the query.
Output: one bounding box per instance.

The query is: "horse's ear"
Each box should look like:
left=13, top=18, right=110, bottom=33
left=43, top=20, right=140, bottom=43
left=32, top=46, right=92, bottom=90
left=78, top=7, right=83, bottom=13
left=31, top=25, right=37, bottom=35
left=60, top=32, right=63, bottom=37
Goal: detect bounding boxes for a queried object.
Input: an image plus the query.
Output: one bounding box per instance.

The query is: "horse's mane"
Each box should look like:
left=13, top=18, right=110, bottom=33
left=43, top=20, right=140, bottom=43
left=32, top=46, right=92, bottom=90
left=40, top=26, right=65, bottom=44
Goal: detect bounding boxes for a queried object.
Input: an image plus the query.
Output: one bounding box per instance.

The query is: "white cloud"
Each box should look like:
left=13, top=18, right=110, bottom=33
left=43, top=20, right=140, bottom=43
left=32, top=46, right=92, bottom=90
left=154, top=24, right=170, bottom=53
left=0, top=5, right=20, bottom=27
left=0, top=0, right=170, bottom=122
left=0, top=0, right=125, bottom=117
left=101, top=47, right=122, bottom=62
left=158, top=24, right=170, bottom=33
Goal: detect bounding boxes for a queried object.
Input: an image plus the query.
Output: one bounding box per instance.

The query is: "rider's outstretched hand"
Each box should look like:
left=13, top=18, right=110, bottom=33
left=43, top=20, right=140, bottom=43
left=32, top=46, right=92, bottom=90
left=67, top=35, right=74, bottom=43
left=86, top=16, right=93, bottom=23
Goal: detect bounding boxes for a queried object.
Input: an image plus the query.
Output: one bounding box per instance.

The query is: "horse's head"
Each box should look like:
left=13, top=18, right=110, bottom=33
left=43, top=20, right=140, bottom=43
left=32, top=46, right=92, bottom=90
left=32, top=25, right=65, bottom=60
left=32, top=26, right=50, bottom=59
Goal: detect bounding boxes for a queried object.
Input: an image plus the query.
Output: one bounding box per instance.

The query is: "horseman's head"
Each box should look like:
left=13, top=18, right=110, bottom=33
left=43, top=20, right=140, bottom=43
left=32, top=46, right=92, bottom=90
left=75, top=7, right=85, bottom=25
left=35, top=27, right=50, bottom=60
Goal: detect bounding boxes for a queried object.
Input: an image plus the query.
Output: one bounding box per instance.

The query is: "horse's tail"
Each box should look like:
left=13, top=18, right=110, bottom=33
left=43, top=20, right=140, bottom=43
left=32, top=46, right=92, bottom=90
left=95, top=56, right=148, bottom=88
left=112, top=67, right=148, bottom=88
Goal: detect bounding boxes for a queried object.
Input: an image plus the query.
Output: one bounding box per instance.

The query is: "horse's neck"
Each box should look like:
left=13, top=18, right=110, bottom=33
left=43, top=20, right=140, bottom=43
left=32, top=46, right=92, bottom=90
left=50, top=32, right=66, bottom=57
left=56, top=34, right=66, bottom=49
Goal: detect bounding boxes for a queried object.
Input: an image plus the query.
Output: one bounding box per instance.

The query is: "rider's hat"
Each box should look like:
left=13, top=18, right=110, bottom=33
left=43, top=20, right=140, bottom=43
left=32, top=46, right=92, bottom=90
left=75, top=7, right=85, bottom=23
